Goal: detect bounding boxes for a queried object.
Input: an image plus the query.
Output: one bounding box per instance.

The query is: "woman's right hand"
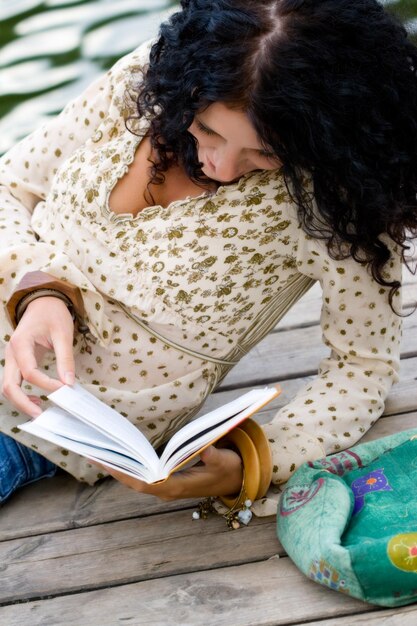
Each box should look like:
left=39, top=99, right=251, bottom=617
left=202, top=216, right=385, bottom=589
left=2, top=296, right=76, bottom=417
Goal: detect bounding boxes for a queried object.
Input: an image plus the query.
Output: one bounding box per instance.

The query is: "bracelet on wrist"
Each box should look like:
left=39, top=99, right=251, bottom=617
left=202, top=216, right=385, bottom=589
left=6, top=270, right=86, bottom=329
left=15, top=289, right=76, bottom=325
left=7, top=271, right=95, bottom=354
left=193, top=418, right=272, bottom=529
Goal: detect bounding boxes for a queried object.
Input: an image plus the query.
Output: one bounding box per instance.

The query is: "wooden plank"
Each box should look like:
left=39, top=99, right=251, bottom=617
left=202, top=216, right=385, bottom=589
left=0, top=412, right=414, bottom=605
left=1, top=363, right=414, bottom=541
left=0, top=558, right=372, bottom=626
left=304, top=605, right=417, bottom=626
left=275, top=281, right=321, bottom=330
left=384, top=356, right=417, bottom=416
left=0, top=474, right=195, bottom=542
left=0, top=513, right=278, bottom=604
left=359, top=410, right=417, bottom=443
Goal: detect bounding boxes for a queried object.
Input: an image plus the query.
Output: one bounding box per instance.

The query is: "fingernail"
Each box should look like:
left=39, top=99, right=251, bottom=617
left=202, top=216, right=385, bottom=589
left=64, top=372, right=75, bottom=385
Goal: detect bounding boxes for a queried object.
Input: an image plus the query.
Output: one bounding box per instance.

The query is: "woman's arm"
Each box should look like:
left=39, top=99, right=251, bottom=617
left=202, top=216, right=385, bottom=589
left=0, top=42, right=152, bottom=413
left=264, top=230, right=402, bottom=487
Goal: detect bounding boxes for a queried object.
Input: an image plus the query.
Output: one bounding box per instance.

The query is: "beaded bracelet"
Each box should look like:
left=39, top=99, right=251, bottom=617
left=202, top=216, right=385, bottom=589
left=194, top=469, right=253, bottom=529
left=7, top=271, right=95, bottom=354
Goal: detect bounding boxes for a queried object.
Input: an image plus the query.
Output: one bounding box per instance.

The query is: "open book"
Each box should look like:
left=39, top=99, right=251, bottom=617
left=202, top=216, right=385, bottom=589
left=19, top=384, right=280, bottom=484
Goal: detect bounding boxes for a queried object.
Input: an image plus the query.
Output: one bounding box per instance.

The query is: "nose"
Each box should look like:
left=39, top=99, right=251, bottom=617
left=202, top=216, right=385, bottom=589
left=211, top=146, right=242, bottom=182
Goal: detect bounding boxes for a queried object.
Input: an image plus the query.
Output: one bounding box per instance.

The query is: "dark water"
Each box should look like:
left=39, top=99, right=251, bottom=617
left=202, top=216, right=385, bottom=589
left=0, top=0, right=179, bottom=153
left=0, top=0, right=416, bottom=154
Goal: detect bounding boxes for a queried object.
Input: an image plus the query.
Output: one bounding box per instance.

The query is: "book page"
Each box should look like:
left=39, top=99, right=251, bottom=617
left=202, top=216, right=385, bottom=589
left=25, top=406, right=133, bottom=456
left=158, top=387, right=280, bottom=479
left=21, top=410, right=153, bottom=481
left=46, top=384, right=159, bottom=472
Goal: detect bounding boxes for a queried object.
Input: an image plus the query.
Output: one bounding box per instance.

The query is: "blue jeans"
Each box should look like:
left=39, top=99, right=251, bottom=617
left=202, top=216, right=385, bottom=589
left=0, top=432, right=57, bottom=504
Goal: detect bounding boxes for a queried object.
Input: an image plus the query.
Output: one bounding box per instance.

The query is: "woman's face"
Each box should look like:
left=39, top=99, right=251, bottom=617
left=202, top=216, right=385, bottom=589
left=188, top=102, right=280, bottom=183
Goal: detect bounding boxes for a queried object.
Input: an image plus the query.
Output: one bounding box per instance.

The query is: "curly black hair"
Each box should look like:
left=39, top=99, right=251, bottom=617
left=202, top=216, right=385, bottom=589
left=135, top=0, right=417, bottom=301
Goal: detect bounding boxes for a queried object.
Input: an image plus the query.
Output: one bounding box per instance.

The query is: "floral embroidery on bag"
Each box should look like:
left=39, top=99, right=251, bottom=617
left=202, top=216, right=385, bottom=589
left=279, top=478, right=324, bottom=516
left=308, top=449, right=363, bottom=476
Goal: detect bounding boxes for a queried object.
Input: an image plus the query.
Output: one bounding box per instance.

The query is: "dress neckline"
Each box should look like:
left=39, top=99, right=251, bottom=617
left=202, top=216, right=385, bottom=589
left=101, top=127, right=261, bottom=224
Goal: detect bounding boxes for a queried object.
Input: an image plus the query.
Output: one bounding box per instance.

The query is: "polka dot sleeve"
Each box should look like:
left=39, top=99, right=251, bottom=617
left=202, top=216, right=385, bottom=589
left=264, top=230, right=402, bottom=487
left=0, top=42, right=151, bottom=344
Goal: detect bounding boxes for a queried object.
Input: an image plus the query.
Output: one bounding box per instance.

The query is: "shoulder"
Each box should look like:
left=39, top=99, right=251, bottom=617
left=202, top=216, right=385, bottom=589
left=232, top=168, right=298, bottom=215
left=106, top=39, right=154, bottom=95
left=93, top=39, right=154, bottom=124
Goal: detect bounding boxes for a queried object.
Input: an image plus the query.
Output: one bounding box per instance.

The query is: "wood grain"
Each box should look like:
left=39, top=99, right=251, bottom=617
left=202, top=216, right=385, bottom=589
left=0, top=558, right=370, bottom=626
left=0, top=367, right=414, bottom=542
left=0, top=513, right=278, bottom=603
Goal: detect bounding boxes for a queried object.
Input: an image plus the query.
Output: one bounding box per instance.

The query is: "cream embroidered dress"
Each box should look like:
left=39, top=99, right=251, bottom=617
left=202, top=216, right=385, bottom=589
left=0, top=41, right=402, bottom=514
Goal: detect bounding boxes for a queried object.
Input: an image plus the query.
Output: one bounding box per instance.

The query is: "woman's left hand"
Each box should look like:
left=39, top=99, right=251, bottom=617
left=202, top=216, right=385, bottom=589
left=96, top=445, right=243, bottom=501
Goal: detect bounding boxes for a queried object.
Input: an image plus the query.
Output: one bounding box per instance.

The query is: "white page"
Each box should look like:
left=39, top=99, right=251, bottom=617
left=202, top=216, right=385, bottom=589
left=47, top=384, right=158, bottom=471
left=159, top=388, right=277, bottom=478
left=26, top=406, right=132, bottom=457
left=160, top=387, right=275, bottom=468
left=21, top=419, right=153, bottom=482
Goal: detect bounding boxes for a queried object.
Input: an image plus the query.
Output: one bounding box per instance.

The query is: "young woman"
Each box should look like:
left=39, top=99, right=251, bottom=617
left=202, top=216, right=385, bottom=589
left=0, top=0, right=416, bottom=517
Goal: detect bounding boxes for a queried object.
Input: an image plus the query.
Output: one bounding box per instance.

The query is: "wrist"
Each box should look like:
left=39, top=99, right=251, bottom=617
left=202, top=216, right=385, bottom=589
left=16, top=290, right=76, bottom=325
left=6, top=271, right=86, bottom=329
left=220, top=450, right=243, bottom=496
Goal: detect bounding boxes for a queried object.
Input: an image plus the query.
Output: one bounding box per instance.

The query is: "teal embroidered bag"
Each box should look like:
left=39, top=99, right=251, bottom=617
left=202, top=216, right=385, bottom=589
left=276, top=428, right=417, bottom=607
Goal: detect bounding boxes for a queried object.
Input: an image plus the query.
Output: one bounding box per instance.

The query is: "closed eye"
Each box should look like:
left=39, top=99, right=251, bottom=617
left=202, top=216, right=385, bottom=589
left=195, top=119, right=217, bottom=136
left=258, top=149, right=276, bottom=159
left=195, top=117, right=277, bottom=160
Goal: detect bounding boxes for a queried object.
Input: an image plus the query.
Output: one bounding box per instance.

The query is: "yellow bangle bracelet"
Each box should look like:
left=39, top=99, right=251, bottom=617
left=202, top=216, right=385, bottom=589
left=218, top=427, right=261, bottom=509
left=193, top=419, right=272, bottom=529
left=239, top=418, right=272, bottom=499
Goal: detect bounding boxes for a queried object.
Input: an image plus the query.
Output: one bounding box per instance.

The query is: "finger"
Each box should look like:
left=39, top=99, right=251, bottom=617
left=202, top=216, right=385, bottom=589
left=199, top=445, right=217, bottom=465
left=2, top=347, right=42, bottom=417
left=12, top=335, right=63, bottom=392
left=198, top=444, right=234, bottom=470
left=191, top=445, right=244, bottom=495
left=91, top=461, right=149, bottom=493
left=28, top=395, right=42, bottom=406
left=51, top=327, right=76, bottom=386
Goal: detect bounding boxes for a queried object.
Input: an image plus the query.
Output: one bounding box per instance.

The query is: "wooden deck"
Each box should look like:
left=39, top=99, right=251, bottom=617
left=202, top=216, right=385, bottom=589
left=0, top=267, right=416, bottom=625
